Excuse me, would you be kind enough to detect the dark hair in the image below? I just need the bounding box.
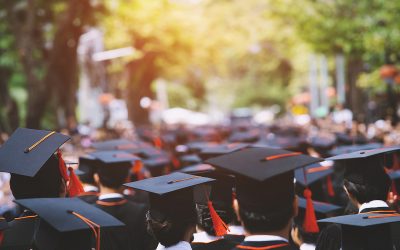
[237,172,295,233]
[77,160,97,185]
[292,220,318,244]
[10,155,63,199]
[343,178,389,204]
[196,201,234,236]
[97,163,130,189]
[146,208,197,247]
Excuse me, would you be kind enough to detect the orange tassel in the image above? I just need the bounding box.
[303,188,319,233]
[68,167,84,197]
[153,137,162,149]
[132,161,144,181]
[57,149,69,182]
[207,201,229,236]
[326,175,335,197]
[172,156,180,169]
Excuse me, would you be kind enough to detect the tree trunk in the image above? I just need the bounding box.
[0,67,19,133]
[125,52,159,126]
[346,56,365,121]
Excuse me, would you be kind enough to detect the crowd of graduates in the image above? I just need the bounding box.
[0,114,400,250]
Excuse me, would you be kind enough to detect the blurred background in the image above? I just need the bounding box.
[0,0,400,133]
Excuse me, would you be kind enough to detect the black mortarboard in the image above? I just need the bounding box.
[124,173,214,220]
[15,198,124,232]
[327,146,400,161]
[0,216,8,230]
[228,131,259,143]
[185,142,219,153]
[328,143,383,156]
[206,147,322,182]
[0,128,70,177]
[319,213,400,250]
[179,164,216,175]
[77,154,99,184]
[199,143,249,160]
[179,154,202,165]
[90,150,140,164]
[295,162,334,186]
[91,139,135,150]
[298,198,341,216]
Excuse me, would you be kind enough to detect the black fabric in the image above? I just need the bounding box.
[95,198,157,250]
[0,214,39,250]
[231,240,296,250]
[191,238,238,250]
[77,192,99,204]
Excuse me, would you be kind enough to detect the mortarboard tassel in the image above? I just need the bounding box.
[326,175,335,197]
[68,211,101,250]
[207,201,229,237]
[57,149,70,182]
[303,188,319,233]
[68,167,84,197]
[153,137,163,149]
[132,160,144,181]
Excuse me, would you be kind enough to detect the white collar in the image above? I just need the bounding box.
[228,225,245,235]
[244,235,288,243]
[98,193,124,200]
[83,185,99,193]
[300,243,316,250]
[156,241,192,250]
[192,231,222,243]
[359,200,388,213]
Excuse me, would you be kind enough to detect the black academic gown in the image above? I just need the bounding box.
[95,196,157,250]
[0,212,38,250]
[231,240,295,250]
[77,191,99,204]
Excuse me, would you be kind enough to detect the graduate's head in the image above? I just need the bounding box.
[235,171,298,233]
[124,172,214,247]
[91,151,137,190]
[205,147,322,235]
[343,156,390,204]
[10,154,64,199]
[77,156,98,186]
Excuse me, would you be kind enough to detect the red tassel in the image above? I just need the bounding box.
[207,201,229,236]
[153,137,162,149]
[68,167,84,197]
[303,188,319,233]
[0,231,3,246]
[57,149,69,182]
[132,161,144,181]
[326,175,335,197]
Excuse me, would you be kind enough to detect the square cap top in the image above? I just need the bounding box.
[328,143,383,156]
[15,198,124,232]
[180,154,202,164]
[298,197,341,215]
[90,150,140,164]
[199,143,249,156]
[91,139,136,151]
[206,147,322,182]
[124,172,214,195]
[0,128,70,177]
[318,213,400,227]
[295,161,334,186]
[326,146,400,161]
[142,157,171,169]
[179,164,215,175]
[0,216,8,230]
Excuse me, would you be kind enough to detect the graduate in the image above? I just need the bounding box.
[206,147,322,250]
[316,146,400,249]
[90,150,157,250]
[76,154,99,204]
[124,172,215,250]
[0,128,84,249]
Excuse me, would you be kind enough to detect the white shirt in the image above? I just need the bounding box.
[156,241,192,250]
[98,193,124,200]
[358,200,388,213]
[228,225,245,235]
[244,235,288,243]
[300,243,316,250]
[83,185,99,193]
[192,231,221,243]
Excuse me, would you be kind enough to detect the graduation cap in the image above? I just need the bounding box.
[228,130,259,143]
[206,147,323,233]
[328,143,383,156]
[179,154,202,166]
[298,198,341,217]
[15,198,124,250]
[185,142,219,154]
[0,128,83,198]
[91,139,136,151]
[0,128,70,177]
[327,146,400,162]
[90,150,140,164]
[199,143,249,160]
[124,173,214,221]
[179,164,215,175]
[295,161,335,197]
[77,154,99,185]
[319,213,400,250]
